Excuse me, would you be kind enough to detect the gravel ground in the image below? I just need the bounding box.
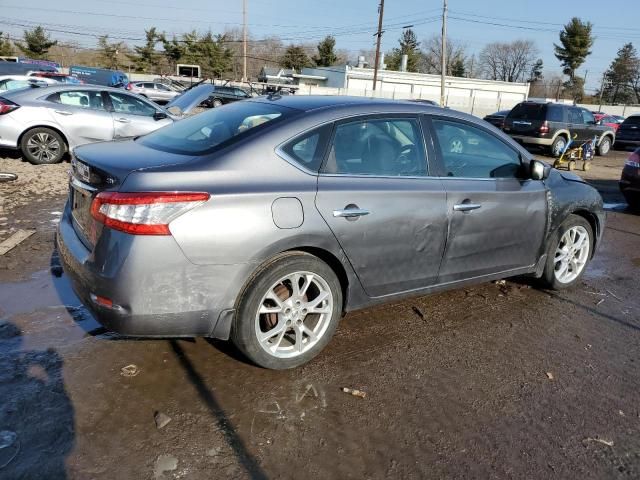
[0,148,638,479]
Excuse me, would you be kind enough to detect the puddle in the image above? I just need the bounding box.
[0,269,102,352]
[603,203,628,211]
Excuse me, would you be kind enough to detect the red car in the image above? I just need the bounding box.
[593,112,624,132]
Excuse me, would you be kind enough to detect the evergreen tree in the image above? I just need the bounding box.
[528,59,544,82]
[451,57,465,77]
[386,29,421,72]
[280,45,311,71]
[602,43,639,104]
[18,26,57,59]
[128,27,160,72]
[554,18,593,100]
[312,36,338,67]
[196,32,233,78]
[97,35,124,70]
[159,33,185,72]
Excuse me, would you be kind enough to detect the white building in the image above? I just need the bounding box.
[295,65,531,117]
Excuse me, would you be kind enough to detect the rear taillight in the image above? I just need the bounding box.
[0,97,19,115]
[126,83,133,90]
[625,152,640,168]
[539,121,549,134]
[90,192,209,235]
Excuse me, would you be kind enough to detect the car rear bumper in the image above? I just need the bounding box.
[56,200,246,339]
[615,139,640,148]
[509,135,553,146]
[0,114,23,149]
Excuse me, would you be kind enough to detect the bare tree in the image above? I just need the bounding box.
[479,40,538,83]
[420,35,467,75]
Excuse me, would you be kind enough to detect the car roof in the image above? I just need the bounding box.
[247,94,441,113]
[1,83,129,99]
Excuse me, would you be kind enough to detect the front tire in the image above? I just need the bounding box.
[21,128,66,165]
[212,98,223,108]
[232,252,343,369]
[540,214,593,290]
[597,136,611,156]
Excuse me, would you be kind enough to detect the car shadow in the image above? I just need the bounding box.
[169,340,268,480]
[0,321,75,478]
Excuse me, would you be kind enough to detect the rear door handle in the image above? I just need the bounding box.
[453,203,482,212]
[333,208,370,218]
[115,117,131,123]
[54,110,73,116]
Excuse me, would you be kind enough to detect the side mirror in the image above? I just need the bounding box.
[153,111,168,121]
[530,159,550,180]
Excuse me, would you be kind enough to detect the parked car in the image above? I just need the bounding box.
[592,112,623,132]
[57,96,605,369]
[483,109,511,129]
[203,85,252,107]
[69,66,129,88]
[503,102,615,157]
[620,148,640,210]
[613,114,640,150]
[29,72,83,85]
[0,75,57,92]
[0,85,177,164]
[127,82,181,103]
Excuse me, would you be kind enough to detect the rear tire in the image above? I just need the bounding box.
[596,137,611,156]
[231,252,343,369]
[540,214,593,290]
[550,136,567,158]
[20,127,66,165]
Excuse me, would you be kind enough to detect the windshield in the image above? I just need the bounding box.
[139,101,297,155]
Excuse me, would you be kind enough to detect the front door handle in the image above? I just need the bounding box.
[453,203,482,212]
[54,110,73,116]
[115,117,131,123]
[333,208,370,218]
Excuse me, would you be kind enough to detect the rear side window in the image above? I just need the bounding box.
[281,125,332,172]
[547,105,564,122]
[322,117,427,176]
[508,103,546,120]
[47,90,106,110]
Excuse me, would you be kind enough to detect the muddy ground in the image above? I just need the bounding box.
[0,150,638,479]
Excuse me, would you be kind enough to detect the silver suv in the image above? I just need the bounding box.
[127,82,180,103]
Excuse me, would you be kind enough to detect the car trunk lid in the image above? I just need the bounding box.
[69,139,197,248]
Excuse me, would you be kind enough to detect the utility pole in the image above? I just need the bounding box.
[242,0,247,82]
[372,0,384,92]
[598,72,607,112]
[440,0,448,106]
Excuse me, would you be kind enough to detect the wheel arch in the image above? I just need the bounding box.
[569,208,600,256]
[552,130,570,142]
[597,132,614,146]
[18,125,70,153]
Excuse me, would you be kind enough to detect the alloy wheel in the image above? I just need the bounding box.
[553,139,566,156]
[26,132,61,163]
[254,271,333,359]
[553,226,590,284]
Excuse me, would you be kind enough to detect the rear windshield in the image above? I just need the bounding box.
[507,103,547,121]
[139,101,297,155]
[623,116,640,125]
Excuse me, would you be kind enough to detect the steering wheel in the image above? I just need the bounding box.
[395,144,419,173]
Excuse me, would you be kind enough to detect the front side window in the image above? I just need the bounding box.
[139,101,293,155]
[0,79,30,91]
[432,119,521,179]
[47,90,106,110]
[322,117,427,176]
[581,109,595,124]
[568,108,584,124]
[108,92,156,117]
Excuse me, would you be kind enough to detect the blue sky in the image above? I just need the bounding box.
[1,0,638,92]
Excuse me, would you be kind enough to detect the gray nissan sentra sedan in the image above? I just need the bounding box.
[57,95,605,369]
